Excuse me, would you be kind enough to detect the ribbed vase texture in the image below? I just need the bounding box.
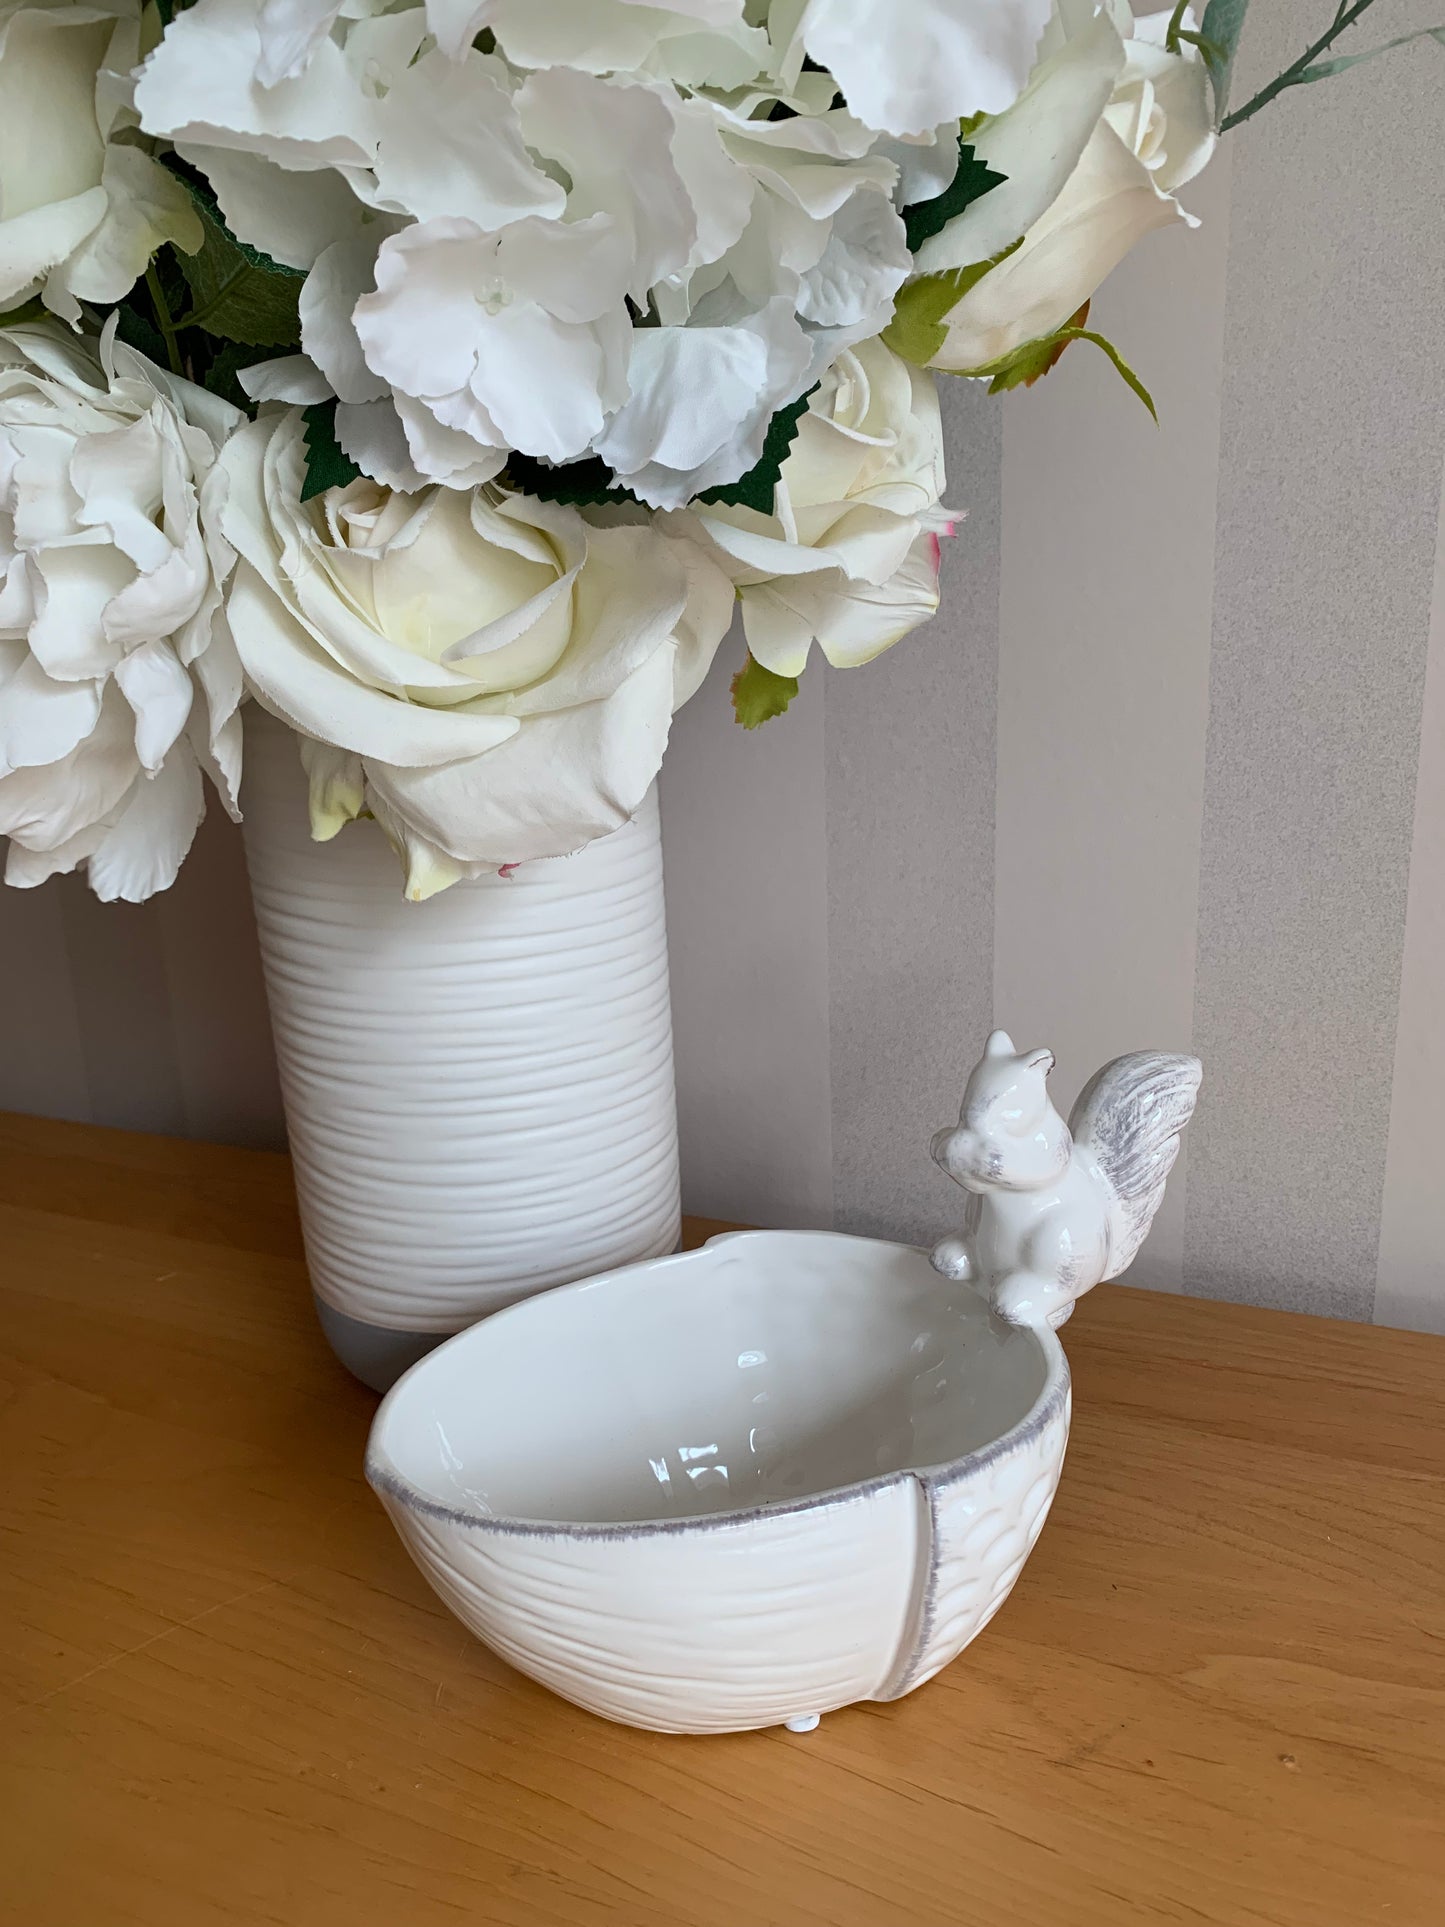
[240,712,680,1333]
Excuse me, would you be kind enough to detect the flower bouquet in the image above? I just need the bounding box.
[0,0,1426,1377]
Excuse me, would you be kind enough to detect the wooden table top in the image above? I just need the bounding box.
[2,1111,1442,1927]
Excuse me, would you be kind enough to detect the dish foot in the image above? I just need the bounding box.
[784,1713,821,1734]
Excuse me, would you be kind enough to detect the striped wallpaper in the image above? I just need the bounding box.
[3,11,1443,1332]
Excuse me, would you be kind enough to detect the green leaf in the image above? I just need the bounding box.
[901,135,1006,253]
[505,452,638,507]
[196,340,275,413]
[1199,0,1251,119]
[112,298,170,367]
[301,401,363,502]
[881,241,1021,367]
[969,324,1157,421]
[698,386,816,512]
[0,296,45,328]
[730,653,799,729]
[1297,23,1445,81]
[167,167,303,348]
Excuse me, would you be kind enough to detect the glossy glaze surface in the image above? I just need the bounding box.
[367,1232,1069,1733]
[373,1233,1051,1528]
[932,1030,1202,1328]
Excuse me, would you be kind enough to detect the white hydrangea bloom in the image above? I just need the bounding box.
[796,0,1052,134]
[0,322,242,900]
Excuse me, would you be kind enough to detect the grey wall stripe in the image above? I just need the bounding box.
[825,378,1000,1245]
[1183,26,1445,1318]
[1374,449,1445,1334]
[661,625,834,1229]
[57,881,189,1137]
[0,880,89,1122]
[155,808,283,1149]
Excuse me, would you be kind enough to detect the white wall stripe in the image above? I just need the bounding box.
[826,378,1000,1247]
[993,155,1232,1291]
[1374,445,1445,1334]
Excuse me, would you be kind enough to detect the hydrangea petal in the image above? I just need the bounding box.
[300,235,390,405]
[371,51,565,231]
[179,142,368,270]
[489,0,768,89]
[334,399,433,493]
[797,187,910,330]
[425,0,497,62]
[256,0,346,87]
[595,326,771,474]
[601,294,811,508]
[515,69,696,295]
[134,0,377,169]
[239,355,333,405]
[802,0,1051,133]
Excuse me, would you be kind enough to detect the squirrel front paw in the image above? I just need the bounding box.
[992,1272,1075,1328]
[931,1235,977,1282]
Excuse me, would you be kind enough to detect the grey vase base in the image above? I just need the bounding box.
[312,1295,452,1394]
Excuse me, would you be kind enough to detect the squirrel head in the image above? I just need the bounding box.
[931,1030,1070,1193]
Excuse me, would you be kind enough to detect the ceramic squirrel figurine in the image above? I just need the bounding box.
[930,1030,1202,1329]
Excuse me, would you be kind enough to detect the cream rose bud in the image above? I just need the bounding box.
[217,412,734,900]
[916,0,1216,374]
[0,0,201,320]
[0,321,243,901]
[669,338,954,678]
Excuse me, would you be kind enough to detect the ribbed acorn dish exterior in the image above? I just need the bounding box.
[366,1233,1072,1736]
[241,711,680,1339]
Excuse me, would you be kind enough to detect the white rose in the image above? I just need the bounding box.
[0,321,242,900]
[216,412,734,899]
[671,336,952,676]
[908,0,1215,372]
[0,0,201,321]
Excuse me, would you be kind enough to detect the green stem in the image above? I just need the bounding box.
[145,262,184,378]
[1221,0,1381,128]
[170,263,248,337]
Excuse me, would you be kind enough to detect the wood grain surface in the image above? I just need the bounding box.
[1,1111,1442,1927]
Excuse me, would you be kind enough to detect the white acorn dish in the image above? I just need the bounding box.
[366,1229,1072,1736]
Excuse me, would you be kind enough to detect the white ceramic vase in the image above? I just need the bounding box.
[240,711,681,1390]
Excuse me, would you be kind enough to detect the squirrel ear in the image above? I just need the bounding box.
[985,1028,1015,1058]
[1024,1047,1055,1076]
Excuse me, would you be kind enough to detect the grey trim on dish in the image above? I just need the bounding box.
[364,1352,1072,1545]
